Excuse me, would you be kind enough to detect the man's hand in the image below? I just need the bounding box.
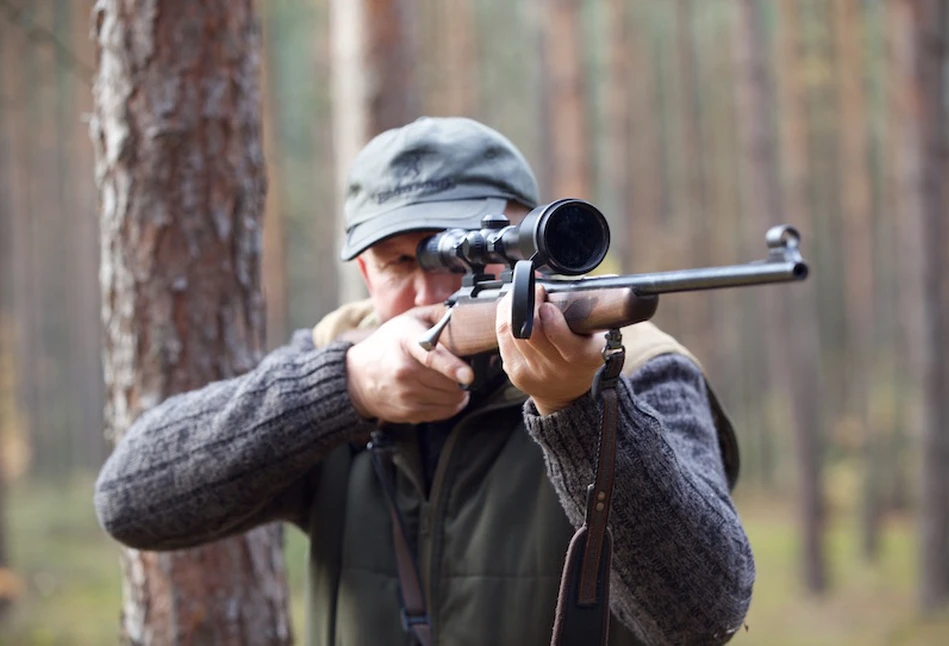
[496,286,604,415]
[346,310,474,424]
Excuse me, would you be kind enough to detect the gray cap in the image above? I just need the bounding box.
[340,117,540,260]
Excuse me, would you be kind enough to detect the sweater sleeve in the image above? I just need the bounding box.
[93,332,376,551]
[524,353,754,645]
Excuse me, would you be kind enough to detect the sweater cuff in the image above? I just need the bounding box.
[523,387,633,460]
[523,392,605,507]
[297,340,378,447]
[522,381,662,508]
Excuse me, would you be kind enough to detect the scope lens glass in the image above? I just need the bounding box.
[544,204,608,274]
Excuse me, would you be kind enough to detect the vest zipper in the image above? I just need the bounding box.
[419,423,464,631]
[419,386,529,640]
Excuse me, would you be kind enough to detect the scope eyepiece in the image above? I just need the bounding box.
[417,198,610,276]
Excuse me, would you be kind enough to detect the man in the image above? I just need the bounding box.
[94,117,754,645]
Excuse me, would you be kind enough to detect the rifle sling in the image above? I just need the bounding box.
[551,329,625,646]
[369,432,433,646]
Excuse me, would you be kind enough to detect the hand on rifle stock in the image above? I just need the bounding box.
[497,285,605,416]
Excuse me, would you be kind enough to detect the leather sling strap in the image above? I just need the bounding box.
[551,329,626,646]
[307,445,353,646]
[368,431,434,646]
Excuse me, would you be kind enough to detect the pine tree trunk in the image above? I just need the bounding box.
[330,0,421,304]
[259,25,289,351]
[365,0,422,132]
[543,0,591,199]
[890,0,949,613]
[27,0,62,476]
[833,0,881,562]
[674,0,712,360]
[1,2,38,479]
[70,0,108,469]
[430,0,479,116]
[0,13,15,619]
[700,6,747,467]
[739,0,827,593]
[779,0,829,594]
[733,0,780,492]
[90,1,292,643]
[734,0,787,491]
[330,0,371,305]
[603,0,632,262]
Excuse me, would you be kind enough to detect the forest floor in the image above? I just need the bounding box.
[1,475,948,645]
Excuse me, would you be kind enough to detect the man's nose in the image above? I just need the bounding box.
[414,272,456,306]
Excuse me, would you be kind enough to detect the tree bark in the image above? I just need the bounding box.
[864,3,917,515]
[696,4,747,467]
[330,0,422,304]
[430,0,479,117]
[70,0,108,470]
[542,0,591,199]
[889,0,949,613]
[0,12,14,622]
[733,0,782,492]
[365,0,422,132]
[90,1,292,643]
[1,0,38,480]
[833,0,881,562]
[741,0,828,593]
[674,0,712,360]
[259,21,289,351]
[603,0,631,255]
[27,0,64,476]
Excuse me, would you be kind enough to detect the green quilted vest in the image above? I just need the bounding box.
[304,299,738,645]
[303,380,646,646]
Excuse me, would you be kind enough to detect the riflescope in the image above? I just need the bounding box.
[417,198,611,276]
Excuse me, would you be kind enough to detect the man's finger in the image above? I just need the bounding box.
[408,303,449,327]
[514,284,558,357]
[495,291,513,337]
[411,367,472,395]
[404,386,470,410]
[536,302,574,357]
[539,302,603,366]
[407,339,474,386]
[402,394,471,424]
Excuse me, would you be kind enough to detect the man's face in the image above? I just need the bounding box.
[356,231,463,322]
[355,203,531,322]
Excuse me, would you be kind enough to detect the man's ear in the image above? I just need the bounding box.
[355,256,374,295]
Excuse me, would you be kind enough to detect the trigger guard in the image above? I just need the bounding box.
[512,260,535,339]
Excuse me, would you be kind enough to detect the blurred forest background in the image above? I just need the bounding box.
[1,0,948,644]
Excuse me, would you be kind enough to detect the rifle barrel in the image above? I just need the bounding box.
[540,259,808,296]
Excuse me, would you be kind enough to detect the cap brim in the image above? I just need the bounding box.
[339,197,508,261]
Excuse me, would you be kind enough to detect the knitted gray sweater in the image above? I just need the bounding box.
[94,330,754,645]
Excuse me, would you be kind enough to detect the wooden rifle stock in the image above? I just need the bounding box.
[420,288,659,357]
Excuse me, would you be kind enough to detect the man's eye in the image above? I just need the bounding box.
[381,255,417,272]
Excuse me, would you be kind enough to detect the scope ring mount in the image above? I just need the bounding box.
[512,260,536,339]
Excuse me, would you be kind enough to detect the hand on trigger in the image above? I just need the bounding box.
[346,310,474,424]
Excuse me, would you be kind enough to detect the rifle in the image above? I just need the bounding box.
[414,198,808,356]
